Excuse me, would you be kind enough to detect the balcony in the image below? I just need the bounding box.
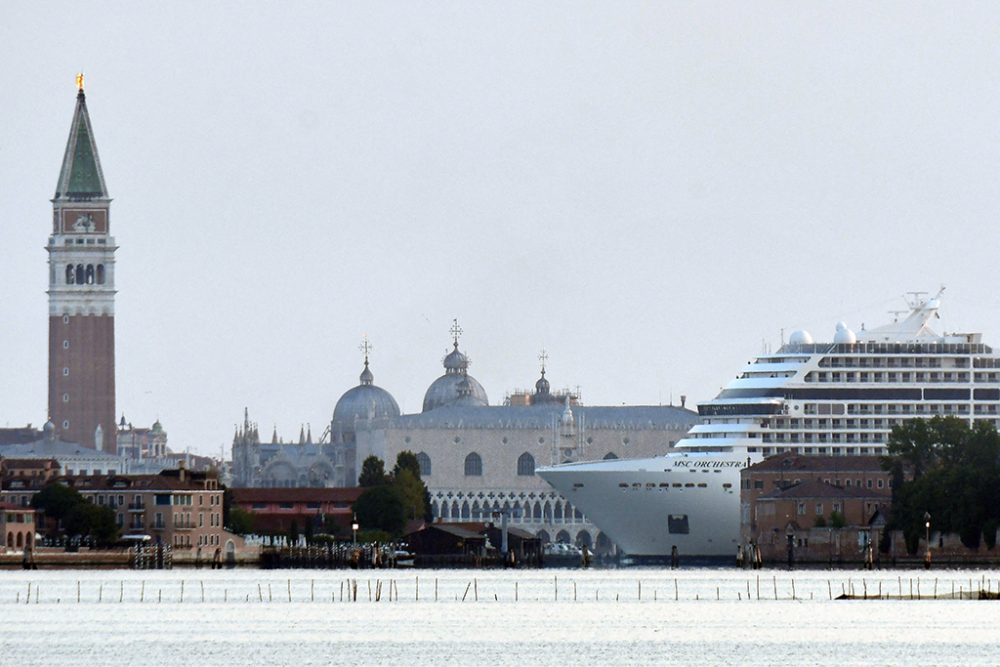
[127,502,145,512]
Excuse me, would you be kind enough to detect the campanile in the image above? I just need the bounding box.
[47,75,117,452]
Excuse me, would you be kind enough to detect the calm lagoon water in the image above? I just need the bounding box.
[2,568,998,666]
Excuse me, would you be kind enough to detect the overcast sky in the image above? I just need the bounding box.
[3,2,1000,456]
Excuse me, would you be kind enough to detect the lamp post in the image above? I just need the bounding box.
[923,511,931,570]
[352,513,359,548]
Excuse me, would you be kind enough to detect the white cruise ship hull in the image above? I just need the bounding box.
[538,451,760,558]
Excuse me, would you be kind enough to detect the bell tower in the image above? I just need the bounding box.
[47,74,117,452]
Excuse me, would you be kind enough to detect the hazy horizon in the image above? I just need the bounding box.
[4,3,1000,456]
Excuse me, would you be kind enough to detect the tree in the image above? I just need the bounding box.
[883,417,1000,550]
[64,503,118,547]
[288,519,300,546]
[31,483,84,523]
[226,507,255,536]
[393,451,421,479]
[353,484,406,536]
[359,456,388,487]
[393,451,432,522]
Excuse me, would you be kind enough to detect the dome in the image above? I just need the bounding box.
[535,370,550,396]
[788,329,814,345]
[423,373,489,412]
[333,362,400,424]
[443,344,469,372]
[833,322,857,345]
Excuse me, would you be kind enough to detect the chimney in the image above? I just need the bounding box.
[178,458,187,482]
[680,395,687,408]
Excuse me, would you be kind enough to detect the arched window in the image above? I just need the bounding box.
[555,530,571,544]
[603,452,619,460]
[65,265,75,285]
[461,501,471,519]
[85,264,95,285]
[75,264,84,284]
[464,452,482,476]
[416,452,431,477]
[96,264,105,285]
[532,502,542,521]
[554,502,563,522]
[451,501,459,518]
[517,452,535,476]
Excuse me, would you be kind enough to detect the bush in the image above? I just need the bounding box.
[829,511,846,529]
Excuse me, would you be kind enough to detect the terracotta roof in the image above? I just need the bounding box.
[230,487,363,503]
[747,454,886,474]
[1,458,60,469]
[759,479,889,501]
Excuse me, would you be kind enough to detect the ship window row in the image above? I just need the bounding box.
[763,433,885,445]
[617,482,711,490]
[768,410,974,430]
[818,356,965,369]
[805,371,970,383]
[755,446,884,456]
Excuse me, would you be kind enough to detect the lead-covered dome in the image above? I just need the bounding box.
[333,361,401,424]
[422,342,489,412]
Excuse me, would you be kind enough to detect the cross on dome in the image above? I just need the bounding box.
[538,348,549,374]
[359,335,373,364]
[450,319,463,348]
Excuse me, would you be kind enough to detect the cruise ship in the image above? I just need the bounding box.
[538,289,1000,558]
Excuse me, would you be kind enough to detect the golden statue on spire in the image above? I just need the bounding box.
[75,72,85,91]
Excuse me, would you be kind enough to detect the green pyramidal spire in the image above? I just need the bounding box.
[54,82,108,200]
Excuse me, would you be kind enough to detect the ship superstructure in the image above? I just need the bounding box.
[539,290,1000,557]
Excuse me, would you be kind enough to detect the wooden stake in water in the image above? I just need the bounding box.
[201,580,205,603]
[638,580,642,601]
[416,576,419,602]
[772,576,777,600]
[311,579,315,603]
[258,583,263,602]
[180,580,185,603]
[515,581,518,602]
[474,578,478,602]
[120,580,124,603]
[674,578,678,601]
[435,578,438,602]
[288,579,292,603]
[554,576,558,601]
[78,581,81,604]
[140,580,144,603]
[98,583,102,604]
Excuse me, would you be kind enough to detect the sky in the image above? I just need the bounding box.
[3,2,1000,457]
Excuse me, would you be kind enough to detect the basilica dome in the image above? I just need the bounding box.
[333,361,401,424]
[422,342,489,412]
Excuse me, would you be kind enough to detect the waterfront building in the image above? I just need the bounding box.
[229,487,362,535]
[0,504,36,552]
[47,76,117,451]
[1,465,244,559]
[0,458,61,484]
[740,453,891,563]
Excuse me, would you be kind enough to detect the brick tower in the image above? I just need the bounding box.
[47,75,117,452]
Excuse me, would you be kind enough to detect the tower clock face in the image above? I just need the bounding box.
[61,208,107,234]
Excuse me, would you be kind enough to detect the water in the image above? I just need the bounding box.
[1,568,997,665]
